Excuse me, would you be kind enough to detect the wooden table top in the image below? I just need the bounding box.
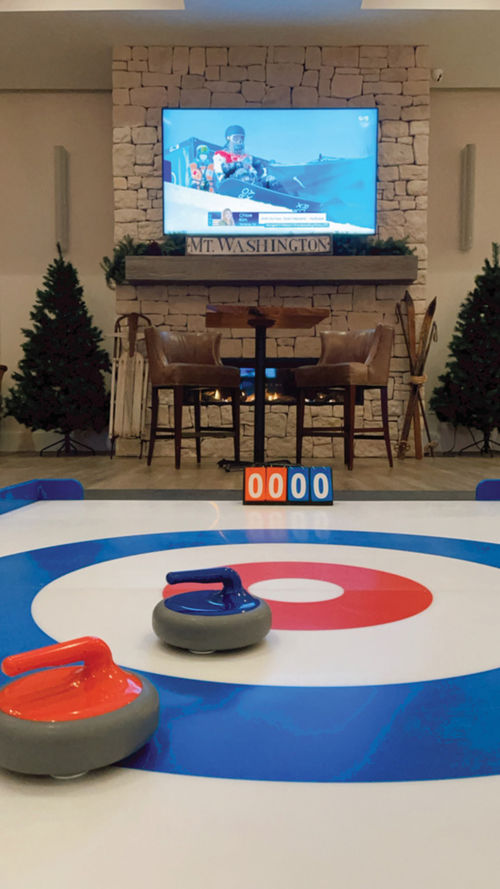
[206,304,329,330]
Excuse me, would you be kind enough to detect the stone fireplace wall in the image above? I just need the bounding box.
[112,44,429,460]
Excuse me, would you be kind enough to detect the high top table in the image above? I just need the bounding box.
[206,304,329,464]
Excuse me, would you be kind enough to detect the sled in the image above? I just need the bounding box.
[109,313,151,457]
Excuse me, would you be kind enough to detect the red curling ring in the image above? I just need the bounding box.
[163,560,433,630]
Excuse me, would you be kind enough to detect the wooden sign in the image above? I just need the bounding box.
[186,235,332,256]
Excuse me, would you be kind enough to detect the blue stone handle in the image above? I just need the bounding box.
[166,567,256,608]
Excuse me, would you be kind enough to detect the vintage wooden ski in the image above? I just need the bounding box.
[415,296,437,374]
[405,291,422,458]
[396,292,418,458]
[398,297,437,457]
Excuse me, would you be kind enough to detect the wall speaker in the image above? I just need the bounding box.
[459,143,476,252]
[54,145,69,254]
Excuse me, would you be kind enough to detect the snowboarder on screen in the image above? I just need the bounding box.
[213,125,282,192]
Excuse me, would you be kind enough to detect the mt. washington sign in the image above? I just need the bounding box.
[186,236,332,256]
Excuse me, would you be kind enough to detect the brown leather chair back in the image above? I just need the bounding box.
[319,328,375,365]
[319,324,394,386]
[144,328,220,382]
[144,328,239,388]
[161,331,222,365]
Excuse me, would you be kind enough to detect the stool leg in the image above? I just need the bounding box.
[232,388,240,462]
[380,387,393,468]
[194,391,201,464]
[344,386,356,470]
[296,389,305,463]
[147,387,159,466]
[173,386,183,470]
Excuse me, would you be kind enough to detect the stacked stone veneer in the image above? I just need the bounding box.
[112,44,429,461]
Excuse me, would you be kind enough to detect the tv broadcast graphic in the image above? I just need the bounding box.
[161,108,378,237]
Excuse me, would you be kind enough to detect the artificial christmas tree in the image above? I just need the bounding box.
[5,246,111,455]
[430,243,500,454]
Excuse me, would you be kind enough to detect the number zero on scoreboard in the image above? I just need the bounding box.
[244,466,333,505]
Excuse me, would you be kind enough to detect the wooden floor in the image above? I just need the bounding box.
[0,452,499,493]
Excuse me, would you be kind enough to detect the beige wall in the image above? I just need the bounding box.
[0,86,499,453]
[0,91,115,450]
[427,89,500,449]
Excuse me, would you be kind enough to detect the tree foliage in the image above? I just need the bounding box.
[5,247,111,435]
[430,243,500,451]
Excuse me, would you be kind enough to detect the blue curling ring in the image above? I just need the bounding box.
[1,527,500,783]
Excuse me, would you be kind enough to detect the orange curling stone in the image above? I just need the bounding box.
[0,636,159,777]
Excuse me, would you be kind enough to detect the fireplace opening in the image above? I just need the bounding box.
[195,367,297,406]
[184,357,352,406]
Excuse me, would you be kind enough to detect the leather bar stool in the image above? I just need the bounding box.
[144,328,240,469]
[294,324,394,470]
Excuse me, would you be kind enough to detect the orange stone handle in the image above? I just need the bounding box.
[2,636,113,678]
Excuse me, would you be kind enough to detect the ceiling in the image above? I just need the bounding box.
[0,0,499,90]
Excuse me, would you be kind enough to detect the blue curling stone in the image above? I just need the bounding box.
[152,567,272,653]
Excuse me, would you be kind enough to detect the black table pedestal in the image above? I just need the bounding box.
[250,318,274,465]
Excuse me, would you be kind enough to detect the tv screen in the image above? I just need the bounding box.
[161,107,378,237]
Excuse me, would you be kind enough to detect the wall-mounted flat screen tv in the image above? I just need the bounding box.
[161,107,378,237]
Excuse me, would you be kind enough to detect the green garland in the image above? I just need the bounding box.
[101,233,414,288]
[101,235,186,289]
[331,235,415,256]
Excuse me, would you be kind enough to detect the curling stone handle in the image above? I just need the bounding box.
[2,636,114,678]
[166,567,243,597]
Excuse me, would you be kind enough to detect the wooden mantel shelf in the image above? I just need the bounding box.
[125,254,418,285]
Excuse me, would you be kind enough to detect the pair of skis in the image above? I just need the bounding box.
[396,292,438,459]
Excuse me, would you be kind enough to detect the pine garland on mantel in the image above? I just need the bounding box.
[101,234,414,289]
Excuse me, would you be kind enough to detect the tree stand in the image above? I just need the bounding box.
[456,430,500,456]
[40,433,95,457]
